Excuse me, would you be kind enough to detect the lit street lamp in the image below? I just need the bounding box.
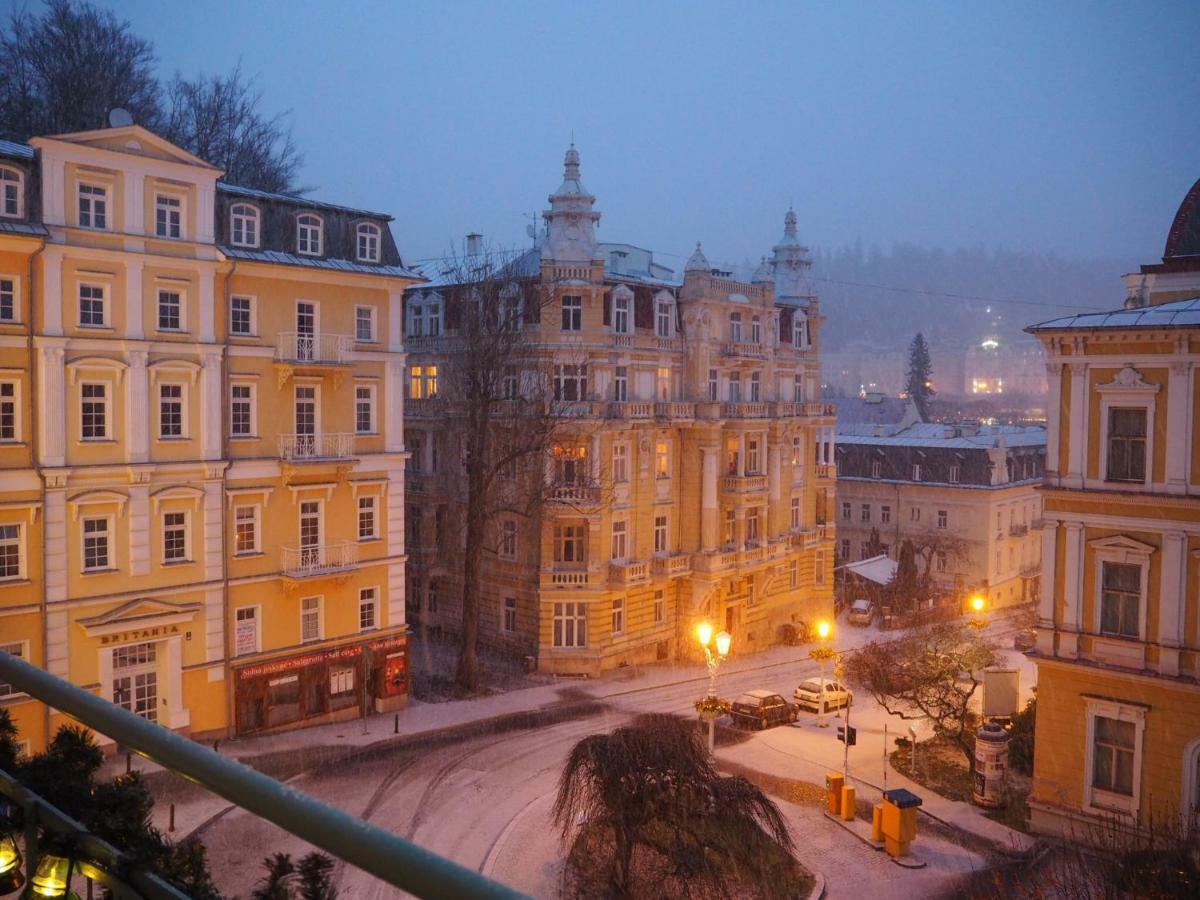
[695,622,731,756]
[968,593,988,630]
[809,619,836,728]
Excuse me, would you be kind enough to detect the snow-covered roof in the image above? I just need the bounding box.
[222,245,421,279]
[0,220,48,237]
[839,554,897,586]
[218,182,393,221]
[409,247,541,290]
[1028,297,1200,332]
[836,421,1046,450]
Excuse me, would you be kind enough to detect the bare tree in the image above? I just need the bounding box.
[0,0,161,140]
[161,63,305,193]
[844,622,996,769]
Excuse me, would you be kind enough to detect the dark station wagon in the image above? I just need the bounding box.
[729,690,799,730]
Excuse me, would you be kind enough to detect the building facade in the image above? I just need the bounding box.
[0,124,416,751]
[403,148,836,674]
[834,419,1045,609]
[1027,179,1200,838]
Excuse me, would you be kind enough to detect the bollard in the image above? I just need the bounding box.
[169,803,175,832]
[840,785,856,821]
[394,713,400,734]
[825,772,844,816]
[126,752,131,774]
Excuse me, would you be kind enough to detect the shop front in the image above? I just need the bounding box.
[234,633,408,735]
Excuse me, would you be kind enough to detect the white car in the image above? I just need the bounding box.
[793,678,853,713]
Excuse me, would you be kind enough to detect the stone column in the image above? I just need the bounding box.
[1066,363,1088,487]
[196,184,216,244]
[1059,522,1084,658]
[1158,531,1187,676]
[734,509,746,550]
[43,488,68,604]
[202,481,223,582]
[165,636,189,728]
[1044,362,1063,481]
[200,349,223,461]
[38,344,67,467]
[1166,362,1192,494]
[126,350,149,463]
[701,447,718,551]
[387,461,406,628]
[125,258,144,340]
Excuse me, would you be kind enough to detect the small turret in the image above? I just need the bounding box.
[685,242,711,273]
[542,144,600,263]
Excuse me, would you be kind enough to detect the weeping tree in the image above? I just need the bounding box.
[555,715,796,898]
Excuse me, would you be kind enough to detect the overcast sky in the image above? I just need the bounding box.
[74,1,1200,269]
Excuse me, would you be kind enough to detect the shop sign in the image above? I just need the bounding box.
[238,644,364,680]
[99,624,180,645]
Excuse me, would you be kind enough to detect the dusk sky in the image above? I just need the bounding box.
[74,1,1200,269]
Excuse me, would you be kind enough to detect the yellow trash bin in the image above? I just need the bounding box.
[826,772,844,816]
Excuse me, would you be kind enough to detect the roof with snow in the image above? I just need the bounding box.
[218,182,392,221]
[838,554,897,586]
[1027,297,1200,332]
[222,245,420,279]
[836,394,921,431]
[836,421,1046,450]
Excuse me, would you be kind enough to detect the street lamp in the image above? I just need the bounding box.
[968,593,987,630]
[810,619,835,728]
[695,622,731,756]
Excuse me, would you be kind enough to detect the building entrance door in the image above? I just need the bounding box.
[112,642,158,722]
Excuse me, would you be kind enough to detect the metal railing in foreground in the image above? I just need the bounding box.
[0,652,527,900]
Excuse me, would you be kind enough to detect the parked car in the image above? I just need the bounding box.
[793,678,853,713]
[847,598,875,626]
[730,690,798,730]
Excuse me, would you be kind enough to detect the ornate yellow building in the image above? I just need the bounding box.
[404,148,836,674]
[1027,178,1200,837]
[0,123,416,751]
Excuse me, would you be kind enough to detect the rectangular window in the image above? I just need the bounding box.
[860,503,871,523]
[654,590,664,625]
[656,300,672,337]
[163,511,187,563]
[1092,716,1135,796]
[157,290,182,331]
[656,440,670,479]
[356,384,376,434]
[78,183,107,229]
[912,463,922,481]
[301,597,322,642]
[553,601,587,647]
[502,366,518,399]
[723,509,736,547]
[230,383,255,437]
[747,438,760,474]
[881,505,891,524]
[0,641,26,696]
[949,464,961,484]
[654,514,668,554]
[555,523,586,563]
[657,366,671,401]
[749,371,761,402]
[358,496,378,540]
[80,383,108,440]
[561,295,582,331]
[499,520,517,559]
[792,436,802,466]
[0,524,21,579]
[159,384,184,438]
[611,519,628,560]
[503,597,517,633]
[355,306,376,342]
[230,296,254,335]
[793,372,804,401]
[155,194,181,238]
[937,509,948,529]
[841,501,851,521]
[359,588,377,630]
[791,496,801,530]
[111,643,157,722]
[82,517,110,571]
[871,460,882,478]
[612,443,629,483]
[936,550,947,573]
[729,312,742,342]
[910,507,921,522]
[1100,561,1141,639]
[746,507,761,542]
[612,597,625,635]
[79,284,106,327]
[612,366,628,402]
[0,381,17,442]
[1107,408,1147,483]
[554,364,587,402]
[613,294,629,334]
[728,371,741,403]
[234,504,259,555]
[815,550,826,586]
[751,315,761,343]
[840,538,851,559]
[235,607,259,656]
[789,560,799,589]
[708,369,718,402]
[0,277,15,322]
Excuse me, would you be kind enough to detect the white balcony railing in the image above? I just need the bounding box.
[546,483,603,504]
[722,474,768,493]
[654,402,696,419]
[653,553,692,578]
[610,559,650,586]
[276,332,353,365]
[282,541,359,578]
[721,402,770,419]
[278,432,356,461]
[609,401,654,419]
[722,341,766,359]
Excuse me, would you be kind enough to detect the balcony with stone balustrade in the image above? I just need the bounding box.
[609,559,650,587]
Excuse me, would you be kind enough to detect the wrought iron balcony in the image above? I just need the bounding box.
[281,541,359,578]
[275,332,353,365]
[278,432,356,461]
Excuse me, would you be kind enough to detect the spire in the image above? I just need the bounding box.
[564,143,581,181]
[684,241,710,273]
[542,143,600,263]
[784,207,798,239]
[771,207,812,305]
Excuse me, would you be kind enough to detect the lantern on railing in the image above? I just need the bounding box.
[22,847,79,900]
[0,832,23,895]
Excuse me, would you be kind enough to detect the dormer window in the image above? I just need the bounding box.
[612,289,630,334]
[655,296,674,338]
[0,167,22,219]
[356,223,381,263]
[296,214,323,256]
[230,204,259,247]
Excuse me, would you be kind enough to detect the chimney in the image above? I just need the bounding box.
[466,233,483,256]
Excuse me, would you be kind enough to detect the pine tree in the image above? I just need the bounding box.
[905,332,935,420]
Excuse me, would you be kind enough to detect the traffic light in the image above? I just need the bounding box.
[836,725,857,747]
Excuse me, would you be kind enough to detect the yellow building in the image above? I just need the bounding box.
[1027,177,1200,837]
[403,148,835,674]
[0,123,417,750]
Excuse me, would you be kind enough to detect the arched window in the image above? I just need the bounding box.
[296,214,323,256]
[229,204,259,247]
[793,312,809,349]
[0,166,22,219]
[356,222,381,263]
[655,292,674,338]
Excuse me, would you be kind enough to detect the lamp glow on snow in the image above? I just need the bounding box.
[22,850,79,900]
[696,621,714,648]
[0,833,23,896]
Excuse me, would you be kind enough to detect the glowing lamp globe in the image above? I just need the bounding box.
[0,834,23,895]
[715,631,732,657]
[696,621,714,647]
[816,620,831,640]
[22,852,79,900]
[971,595,986,614]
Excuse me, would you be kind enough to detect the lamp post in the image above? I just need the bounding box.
[696,622,731,757]
[809,619,835,728]
[968,593,987,631]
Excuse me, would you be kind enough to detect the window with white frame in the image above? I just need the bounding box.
[612,442,629,483]
[0,524,21,579]
[791,496,801,529]
[554,364,587,402]
[355,384,376,434]
[949,464,960,484]
[79,284,106,327]
[612,597,625,635]
[841,501,851,521]
[159,383,184,438]
[230,383,255,436]
[871,460,882,478]
[1106,408,1147,483]
[296,214,323,256]
[0,641,26,696]
[408,299,425,337]
[0,167,22,219]
[1100,561,1141,639]
[655,440,670,479]
[612,290,630,334]
[1085,699,1145,814]
[553,602,587,647]
[936,551,947,573]
[80,383,109,440]
[155,194,182,239]
[554,523,586,564]
[561,295,582,331]
[503,597,517,633]
[751,315,761,343]
[234,504,259,555]
[881,505,891,524]
[840,538,851,559]
[912,463,922,481]
[708,369,718,401]
[82,516,110,571]
[613,366,628,402]
[653,589,664,624]
[0,277,16,322]
[656,297,673,337]
[359,587,378,630]
[163,511,188,563]
[749,371,761,402]
[0,381,17,442]
[234,607,259,656]
[229,295,254,335]
[747,437,761,474]
[358,496,378,541]
[860,503,871,523]
[815,550,826,585]
[355,305,376,342]
[499,519,517,559]
[301,596,323,642]
[728,371,741,403]
[746,507,761,543]
[793,313,808,348]
[937,509,948,529]
[78,183,108,229]
[793,372,804,401]
[910,507,921,522]
[500,286,522,330]
[729,312,742,342]
[230,204,259,247]
[157,289,182,331]
[356,222,381,262]
[654,514,668,554]
[611,519,628,560]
